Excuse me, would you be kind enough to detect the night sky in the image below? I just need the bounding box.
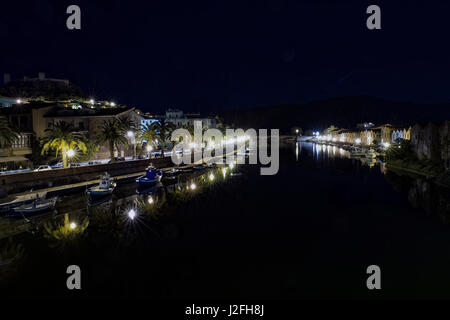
[2,0,450,113]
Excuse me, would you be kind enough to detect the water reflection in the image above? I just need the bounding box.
[308,142,381,170]
[0,238,24,281]
[43,212,89,252]
[385,171,450,223]
[301,142,450,222]
[0,165,236,252]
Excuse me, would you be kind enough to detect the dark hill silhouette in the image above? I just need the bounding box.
[221,96,450,132]
[0,80,86,101]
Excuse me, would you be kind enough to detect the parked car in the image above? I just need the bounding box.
[69,163,82,167]
[34,165,52,172]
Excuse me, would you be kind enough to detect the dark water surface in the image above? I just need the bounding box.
[1,142,450,299]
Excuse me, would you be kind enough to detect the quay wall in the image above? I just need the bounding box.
[0,156,174,195]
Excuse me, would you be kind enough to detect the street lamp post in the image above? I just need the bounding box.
[146,144,153,159]
[66,148,75,167]
[127,131,136,159]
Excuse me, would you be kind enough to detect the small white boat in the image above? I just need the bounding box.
[349,146,366,157]
[87,173,116,196]
[11,196,57,216]
[165,168,181,176]
[0,192,47,213]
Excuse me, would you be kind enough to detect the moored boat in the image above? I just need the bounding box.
[349,146,366,157]
[86,172,116,197]
[10,196,57,216]
[136,165,163,186]
[0,192,48,214]
[164,168,181,179]
[365,149,377,159]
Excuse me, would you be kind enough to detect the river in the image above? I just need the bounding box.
[1,142,450,299]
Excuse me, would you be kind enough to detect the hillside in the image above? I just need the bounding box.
[221,96,450,133]
[0,80,87,101]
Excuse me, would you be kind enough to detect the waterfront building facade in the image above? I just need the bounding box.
[164,109,217,129]
[41,105,144,160]
[322,124,411,147]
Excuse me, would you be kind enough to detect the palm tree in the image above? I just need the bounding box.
[136,123,159,157]
[0,116,19,150]
[137,123,158,146]
[41,122,87,168]
[96,119,129,162]
[117,116,135,133]
[150,119,176,157]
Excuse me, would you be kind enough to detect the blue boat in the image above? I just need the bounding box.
[136,165,163,187]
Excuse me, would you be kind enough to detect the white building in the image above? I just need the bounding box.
[164,109,217,129]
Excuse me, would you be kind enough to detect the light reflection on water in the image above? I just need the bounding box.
[308,142,381,170]
[0,166,235,242]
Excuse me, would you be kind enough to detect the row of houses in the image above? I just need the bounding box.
[320,121,450,170]
[320,123,411,147]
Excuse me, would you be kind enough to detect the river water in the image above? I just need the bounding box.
[1,142,450,299]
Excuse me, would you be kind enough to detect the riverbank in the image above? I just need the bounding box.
[385,159,450,189]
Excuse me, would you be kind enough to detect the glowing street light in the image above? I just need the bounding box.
[148,196,154,204]
[69,222,77,230]
[110,102,116,107]
[66,149,75,158]
[16,99,22,104]
[128,208,136,220]
[190,183,196,190]
[89,99,94,105]
[295,129,299,134]
[127,131,137,158]
[209,173,215,181]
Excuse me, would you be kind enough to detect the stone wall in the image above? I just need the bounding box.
[0,156,173,195]
[411,122,447,165]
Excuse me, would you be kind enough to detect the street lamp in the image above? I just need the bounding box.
[146,144,153,158]
[127,131,136,159]
[16,99,22,104]
[66,149,75,157]
[66,149,75,167]
[128,208,136,220]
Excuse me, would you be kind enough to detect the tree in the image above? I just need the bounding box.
[41,122,87,168]
[137,123,158,148]
[0,116,19,150]
[96,118,130,162]
[77,139,100,162]
[150,119,176,157]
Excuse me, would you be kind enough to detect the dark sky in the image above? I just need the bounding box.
[2,0,450,113]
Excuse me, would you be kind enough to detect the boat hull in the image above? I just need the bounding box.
[10,198,57,216]
[136,175,162,186]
